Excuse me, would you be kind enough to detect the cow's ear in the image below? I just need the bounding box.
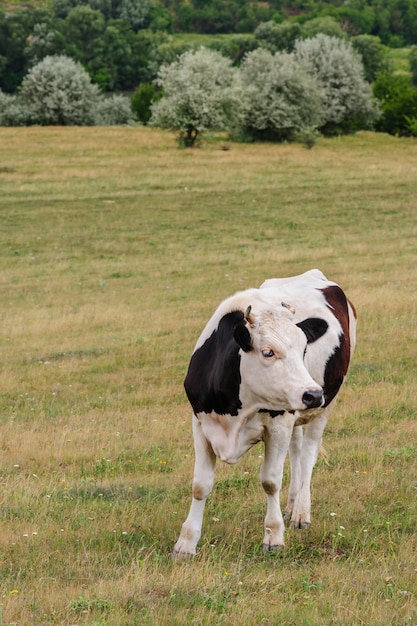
[233,322,253,352]
[296,318,328,344]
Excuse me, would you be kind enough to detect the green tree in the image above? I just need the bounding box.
[0,7,50,92]
[254,20,303,53]
[24,22,67,67]
[294,34,379,135]
[52,0,113,20]
[148,3,173,32]
[60,5,105,66]
[330,5,376,36]
[235,47,324,143]
[351,34,390,82]
[150,47,238,146]
[93,19,139,90]
[302,16,345,39]
[136,30,190,84]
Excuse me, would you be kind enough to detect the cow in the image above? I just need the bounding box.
[173,269,357,558]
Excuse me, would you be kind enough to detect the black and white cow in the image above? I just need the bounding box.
[174,269,357,557]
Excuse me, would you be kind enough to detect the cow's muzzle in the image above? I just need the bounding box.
[302,389,324,409]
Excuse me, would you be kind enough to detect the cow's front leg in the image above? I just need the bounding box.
[288,408,331,529]
[173,415,216,558]
[260,412,296,551]
[284,424,303,522]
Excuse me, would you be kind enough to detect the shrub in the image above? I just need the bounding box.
[93,94,134,125]
[294,34,380,135]
[373,72,417,136]
[409,45,417,86]
[150,47,239,147]
[0,55,136,127]
[118,0,154,31]
[19,54,100,125]
[206,34,257,65]
[131,82,161,124]
[0,90,28,126]
[234,48,324,143]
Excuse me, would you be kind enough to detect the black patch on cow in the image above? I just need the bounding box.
[259,408,285,417]
[321,285,351,407]
[296,317,328,344]
[233,320,252,352]
[259,409,295,418]
[184,310,248,416]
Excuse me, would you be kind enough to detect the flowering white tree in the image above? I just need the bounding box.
[19,55,101,125]
[119,0,154,30]
[235,47,324,143]
[150,47,239,146]
[11,55,133,126]
[294,34,380,135]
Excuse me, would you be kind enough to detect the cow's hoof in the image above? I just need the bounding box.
[262,543,284,553]
[290,520,310,530]
[172,549,195,560]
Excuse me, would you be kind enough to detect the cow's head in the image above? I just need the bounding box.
[233,302,328,412]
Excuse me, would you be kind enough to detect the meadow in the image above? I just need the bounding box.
[0,127,416,625]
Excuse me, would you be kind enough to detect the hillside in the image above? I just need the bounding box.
[2,0,417,44]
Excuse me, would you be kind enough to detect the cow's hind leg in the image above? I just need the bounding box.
[173,415,216,558]
[287,407,331,530]
[261,412,296,551]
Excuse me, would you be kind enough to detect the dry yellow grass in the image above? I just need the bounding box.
[0,127,416,625]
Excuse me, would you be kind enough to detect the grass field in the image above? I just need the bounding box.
[0,127,416,625]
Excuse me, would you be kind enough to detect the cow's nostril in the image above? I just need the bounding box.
[302,389,323,409]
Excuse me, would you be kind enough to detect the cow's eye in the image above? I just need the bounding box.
[262,348,275,358]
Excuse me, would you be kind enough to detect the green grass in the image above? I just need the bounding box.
[0,127,416,625]
[389,46,412,74]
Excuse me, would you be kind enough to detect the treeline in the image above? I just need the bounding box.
[159,0,417,45]
[1,0,417,138]
[2,0,417,94]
